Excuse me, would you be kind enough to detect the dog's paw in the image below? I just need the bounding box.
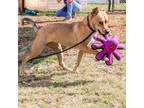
[65,68,73,72]
[73,69,79,73]
[62,66,73,72]
[19,70,30,77]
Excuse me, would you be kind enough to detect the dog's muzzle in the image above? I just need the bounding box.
[98,29,110,37]
[105,29,110,34]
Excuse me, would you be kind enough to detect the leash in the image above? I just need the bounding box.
[29,16,95,62]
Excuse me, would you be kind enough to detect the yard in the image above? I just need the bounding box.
[18,4,126,108]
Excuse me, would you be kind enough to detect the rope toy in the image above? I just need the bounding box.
[91,34,125,65]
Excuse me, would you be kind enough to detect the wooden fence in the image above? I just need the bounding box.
[24,0,87,11]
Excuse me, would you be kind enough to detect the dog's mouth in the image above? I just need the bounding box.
[98,29,105,37]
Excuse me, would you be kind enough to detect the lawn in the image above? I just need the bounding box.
[19,50,126,108]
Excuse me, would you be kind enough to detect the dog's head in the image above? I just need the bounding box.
[89,8,110,35]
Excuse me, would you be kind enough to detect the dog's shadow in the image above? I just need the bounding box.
[18,72,94,88]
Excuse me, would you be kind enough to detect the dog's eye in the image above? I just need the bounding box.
[99,21,103,25]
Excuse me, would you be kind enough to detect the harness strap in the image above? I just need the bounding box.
[87,16,95,32]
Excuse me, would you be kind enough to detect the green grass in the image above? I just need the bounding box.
[48,55,57,61]
[32,55,57,64]
[18,54,57,65]
[37,11,88,16]
[37,11,56,16]
[18,57,22,63]
[48,83,59,89]
[82,3,126,12]
[23,27,30,31]
[32,58,45,64]
[82,3,108,12]
[119,39,126,44]
[77,12,88,16]
[114,3,126,10]
[18,12,27,15]
[20,34,31,39]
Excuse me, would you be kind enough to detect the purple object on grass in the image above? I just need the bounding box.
[91,34,125,65]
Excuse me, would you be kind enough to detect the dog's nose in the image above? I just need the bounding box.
[105,29,110,34]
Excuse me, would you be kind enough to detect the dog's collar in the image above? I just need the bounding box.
[87,16,95,32]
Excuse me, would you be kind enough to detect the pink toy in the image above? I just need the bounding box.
[91,34,125,65]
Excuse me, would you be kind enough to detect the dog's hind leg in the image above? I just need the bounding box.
[73,50,84,72]
[19,35,46,76]
[47,42,73,71]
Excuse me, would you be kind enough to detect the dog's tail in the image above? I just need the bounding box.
[21,17,38,32]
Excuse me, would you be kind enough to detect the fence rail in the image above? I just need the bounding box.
[108,0,126,12]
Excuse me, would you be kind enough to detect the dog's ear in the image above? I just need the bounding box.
[91,7,99,15]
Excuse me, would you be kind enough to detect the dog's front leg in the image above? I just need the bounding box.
[73,50,84,72]
[47,42,73,72]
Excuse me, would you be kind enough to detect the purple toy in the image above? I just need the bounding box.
[91,34,125,65]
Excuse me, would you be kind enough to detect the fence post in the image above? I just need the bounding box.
[22,0,25,12]
[108,0,111,11]
[112,0,115,11]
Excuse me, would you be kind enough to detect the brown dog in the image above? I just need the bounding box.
[19,8,109,76]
